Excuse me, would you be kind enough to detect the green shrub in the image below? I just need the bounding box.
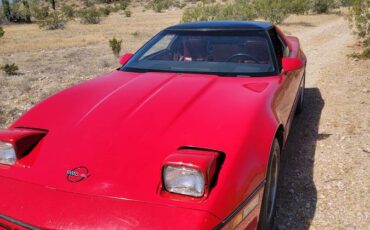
[131,31,139,36]
[9,1,32,23]
[99,7,111,16]
[255,0,289,24]
[348,47,370,59]
[182,3,221,22]
[347,0,369,58]
[217,1,257,21]
[182,0,293,24]
[175,0,187,9]
[31,5,50,21]
[79,7,101,24]
[339,0,353,6]
[97,0,120,3]
[110,5,120,13]
[109,37,122,57]
[115,0,131,11]
[0,9,5,24]
[61,4,75,19]
[124,9,132,17]
[83,0,96,7]
[182,2,257,23]
[286,0,310,14]
[0,27,4,38]
[2,0,11,22]
[38,11,67,30]
[1,63,19,75]
[348,0,370,46]
[311,0,334,14]
[146,0,173,12]
[198,0,216,4]
[362,47,370,58]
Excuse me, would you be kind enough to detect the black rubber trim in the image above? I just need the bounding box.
[0,214,40,230]
[165,27,274,32]
[13,127,49,133]
[213,181,266,230]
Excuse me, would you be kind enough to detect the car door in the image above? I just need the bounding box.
[269,27,303,136]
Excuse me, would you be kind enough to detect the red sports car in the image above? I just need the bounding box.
[0,21,306,230]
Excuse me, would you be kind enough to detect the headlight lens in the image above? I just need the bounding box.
[0,141,16,165]
[163,165,204,197]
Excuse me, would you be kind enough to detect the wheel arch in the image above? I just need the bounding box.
[275,124,285,151]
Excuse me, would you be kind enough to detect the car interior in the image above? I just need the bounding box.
[143,35,272,65]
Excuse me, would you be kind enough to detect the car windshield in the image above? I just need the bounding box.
[121,30,276,76]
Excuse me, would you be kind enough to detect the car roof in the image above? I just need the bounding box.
[165,21,274,31]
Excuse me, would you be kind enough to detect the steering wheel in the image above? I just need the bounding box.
[226,53,260,64]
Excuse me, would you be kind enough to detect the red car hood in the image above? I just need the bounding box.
[3,71,278,214]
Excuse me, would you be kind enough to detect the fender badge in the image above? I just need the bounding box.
[66,166,91,183]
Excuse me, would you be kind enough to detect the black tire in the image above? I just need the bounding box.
[258,139,281,230]
[295,73,305,114]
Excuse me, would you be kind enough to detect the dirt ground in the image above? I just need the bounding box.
[0,9,369,229]
[274,14,370,230]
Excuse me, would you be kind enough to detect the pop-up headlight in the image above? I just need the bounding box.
[0,128,47,165]
[163,165,205,197]
[0,141,16,165]
[162,149,221,198]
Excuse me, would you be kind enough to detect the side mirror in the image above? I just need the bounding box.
[282,57,303,72]
[119,53,134,65]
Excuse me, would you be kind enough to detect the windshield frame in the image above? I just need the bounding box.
[120,29,279,77]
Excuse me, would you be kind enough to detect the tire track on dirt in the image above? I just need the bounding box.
[296,17,354,86]
[275,16,369,229]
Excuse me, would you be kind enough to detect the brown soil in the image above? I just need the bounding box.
[275,14,370,230]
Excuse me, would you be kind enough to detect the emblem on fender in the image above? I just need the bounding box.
[66,166,91,183]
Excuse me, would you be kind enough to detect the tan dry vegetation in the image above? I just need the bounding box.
[0,7,182,54]
[0,7,369,230]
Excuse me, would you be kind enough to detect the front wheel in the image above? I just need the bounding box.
[258,139,281,230]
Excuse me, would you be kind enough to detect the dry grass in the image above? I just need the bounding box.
[0,7,181,54]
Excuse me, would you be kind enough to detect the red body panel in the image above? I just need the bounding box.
[0,176,220,229]
[0,25,306,229]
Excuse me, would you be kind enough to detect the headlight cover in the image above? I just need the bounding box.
[0,128,47,165]
[163,165,205,197]
[0,141,16,165]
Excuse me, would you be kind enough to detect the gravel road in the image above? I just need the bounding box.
[274,16,370,229]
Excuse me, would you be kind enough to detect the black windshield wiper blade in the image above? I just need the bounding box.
[216,73,239,77]
[121,67,150,73]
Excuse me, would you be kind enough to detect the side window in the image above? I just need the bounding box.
[278,35,290,57]
[139,34,175,60]
[268,28,285,71]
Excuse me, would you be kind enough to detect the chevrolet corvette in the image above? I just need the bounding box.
[0,21,306,230]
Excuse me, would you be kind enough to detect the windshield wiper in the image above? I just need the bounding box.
[216,73,237,77]
[121,67,150,73]
[217,73,253,77]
